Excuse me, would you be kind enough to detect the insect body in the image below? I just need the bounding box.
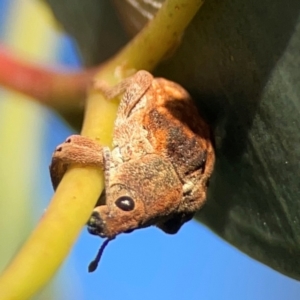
[50,70,214,245]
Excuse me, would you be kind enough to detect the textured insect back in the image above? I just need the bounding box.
[50,70,215,271]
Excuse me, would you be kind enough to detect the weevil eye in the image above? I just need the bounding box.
[115,196,135,211]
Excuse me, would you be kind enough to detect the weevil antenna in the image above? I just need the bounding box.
[88,238,114,272]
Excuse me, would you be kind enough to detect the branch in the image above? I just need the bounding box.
[0,1,204,299]
[0,46,96,114]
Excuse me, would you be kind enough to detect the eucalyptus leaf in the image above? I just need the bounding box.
[45,0,300,280]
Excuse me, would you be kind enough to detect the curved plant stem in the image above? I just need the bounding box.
[0,46,96,113]
[0,0,204,299]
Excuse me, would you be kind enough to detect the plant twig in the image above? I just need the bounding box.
[0,45,96,113]
[0,1,204,299]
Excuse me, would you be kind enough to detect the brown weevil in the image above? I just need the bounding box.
[50,70,215,271]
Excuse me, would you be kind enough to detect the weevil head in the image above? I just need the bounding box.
[87,184,146,238]
[87,154,182,238]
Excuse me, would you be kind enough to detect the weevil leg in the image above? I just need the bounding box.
[94,70,153,118]
[119,70,153,117]
[50,134,108,190]
[102,147,111,197]
[157,212,194,234]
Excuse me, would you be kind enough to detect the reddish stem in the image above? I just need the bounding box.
[0,45,97,112]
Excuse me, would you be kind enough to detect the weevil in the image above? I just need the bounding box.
[50,70,215,271]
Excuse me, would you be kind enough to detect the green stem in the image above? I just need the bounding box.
[0,1,204,299]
